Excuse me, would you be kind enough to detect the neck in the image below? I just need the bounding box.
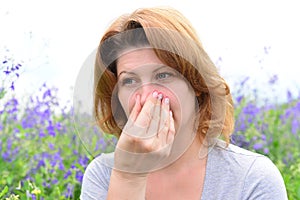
[154,134,207,176]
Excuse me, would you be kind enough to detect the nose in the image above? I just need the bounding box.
[137,83,159,106]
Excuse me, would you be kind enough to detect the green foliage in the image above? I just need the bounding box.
[1,81,299,199]
[233,96,300,199]
[0,84,115,199]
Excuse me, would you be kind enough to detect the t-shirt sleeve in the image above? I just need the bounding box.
[242,156,288,200]
[80,155,111,200]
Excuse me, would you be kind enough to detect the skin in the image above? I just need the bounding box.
[117,48,197,133]
[107,48,206,200]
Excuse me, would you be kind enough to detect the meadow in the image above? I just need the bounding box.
[1,59,300,199]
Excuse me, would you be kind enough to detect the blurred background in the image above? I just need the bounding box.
[1,0,300,199]
[1,0,300,105]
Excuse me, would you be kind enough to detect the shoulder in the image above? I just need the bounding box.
[209,139,267,171]
[84,152,114,174]
[241,152,288,199]
[203,139,287,199]
[80,153,114,200]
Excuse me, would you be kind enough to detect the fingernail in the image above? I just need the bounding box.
[169,110,173,117]
[164,97,169,104]
[158,93,163,100]
[152,91,158,98]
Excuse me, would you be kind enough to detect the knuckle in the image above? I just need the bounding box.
[125,135,141,144]
[163,119,169,127]
[143,142,155,152]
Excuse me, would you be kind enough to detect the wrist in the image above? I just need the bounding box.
[111,169,148,181]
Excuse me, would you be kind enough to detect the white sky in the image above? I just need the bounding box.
[1,0,300,106]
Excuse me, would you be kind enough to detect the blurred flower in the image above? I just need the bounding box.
[75,171,83,182]
[64,183,74,199]
[1,59,23,91]
[10,82,15,90]
[263,147,269,154]
[283,153,294,165]
[51,178,58,185]
[31,188,41,195]
[48,143,55,150]
[3,66,10,75]
[240,77,249,87]
[291,118,299,135]
[253,143,263,150]
[5,194,20,200]
[47,120,56,137]
[235,95,244,104]
[287,90,293,102]
[37,160,45,168]
[268,74,278,85]
[2,151,10,161]
[264,46,271,54]
[63,170,72,179]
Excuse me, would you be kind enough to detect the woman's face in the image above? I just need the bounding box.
[116,48,198,131]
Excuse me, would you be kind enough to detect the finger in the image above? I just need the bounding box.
[134,91,159,129]
[129,94,142,122]
[157,96,170,146]
[146,93,163,136]
[167,110,175,145]
[126,94,142,128]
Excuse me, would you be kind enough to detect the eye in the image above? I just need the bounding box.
[121,78,136,86]
[156,72,173,80]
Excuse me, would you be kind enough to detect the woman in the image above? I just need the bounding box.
[81,7,287,200]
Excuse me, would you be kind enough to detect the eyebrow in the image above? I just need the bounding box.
[117,71,135,78]
[117,65,169,78]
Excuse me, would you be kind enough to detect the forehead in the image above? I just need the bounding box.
[117,48,164,72]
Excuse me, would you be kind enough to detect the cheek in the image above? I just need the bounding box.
[167,87,196,122]
[166,94,178,111]
[118,90,136,117]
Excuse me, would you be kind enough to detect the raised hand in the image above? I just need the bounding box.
[114,91,175,174]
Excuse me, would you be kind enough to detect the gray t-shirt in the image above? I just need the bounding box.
[80,140,288,199]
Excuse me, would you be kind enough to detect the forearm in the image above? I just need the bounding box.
[107,169,147,200]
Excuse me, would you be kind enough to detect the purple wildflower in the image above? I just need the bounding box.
[37,159,45,168]
[75,171,83,182]
[263,148,269,154]
[58,162,65,171]
[39,130,46,138]
[291,118,299,135]
[48,143,55,150]
[235,95,244,104]
[64,183,74,198]
[2,151,10,161]
[3,66,10,75]
[31,194,36,200]
[10,82,15,90]
[268,75,278,85]
[43,89,51,99]
[78,155,89,167]
[64,170,72,179]
[51,178,58,185]
[253,143,263,150]
[47,120,56,137]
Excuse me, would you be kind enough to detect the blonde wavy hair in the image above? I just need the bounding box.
[94,7,234,144]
